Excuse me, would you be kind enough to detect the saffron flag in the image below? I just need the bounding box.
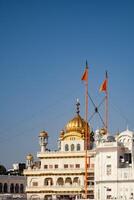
[81,61,88,81]
[99,79,107,92]
[100,71,108,92]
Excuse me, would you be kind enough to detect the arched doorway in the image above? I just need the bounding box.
[0,183,3,193]
[10,183,14,193]
[15,183,19,193]
[20,184,24,193]
[3,183,8,193]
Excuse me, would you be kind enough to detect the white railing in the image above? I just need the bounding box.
[23,168,94,175]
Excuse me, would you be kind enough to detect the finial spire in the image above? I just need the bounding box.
[126,125,129,131]
[76,98,80,114]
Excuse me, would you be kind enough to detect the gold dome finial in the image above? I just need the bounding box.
[39,130,48,138]
[76,98,80,115]
[26,153,33,161]
[59,101,90,141]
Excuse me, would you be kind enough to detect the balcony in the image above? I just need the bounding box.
[37,150,95,159]
[23,168,94,176]
[25,185,94,193]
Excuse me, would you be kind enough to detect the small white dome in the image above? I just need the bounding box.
[119,128,134,137]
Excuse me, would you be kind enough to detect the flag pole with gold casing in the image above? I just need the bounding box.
[99,71,108,134]
[81,61,89,199]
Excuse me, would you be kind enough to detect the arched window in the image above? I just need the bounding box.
[56,177,64,186]
[20,184,24,193]
[73,177,80,185]
[0,183,3,193]
[71,144,75,151]
[65,177,72,185]
[77,144,80,151]
[10,183,14,193]
[4,183,8,193]
[65,144,69,151]
[15,183,19,193]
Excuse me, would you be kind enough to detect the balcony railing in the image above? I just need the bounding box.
[25,185,94,192]
[37,150,95,158]
[24,168,94,175]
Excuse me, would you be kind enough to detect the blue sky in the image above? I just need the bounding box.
[0,0,134,168]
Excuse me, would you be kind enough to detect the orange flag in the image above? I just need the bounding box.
[99,79,107,92]
[81,61,88,81]
[99,71,108,92]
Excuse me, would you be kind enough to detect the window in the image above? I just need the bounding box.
[57,178,64,186]
[33,182,38,187]
[49,165,53,169]
[106,164,111,175]
[71,144,75,151]
[44,178,53,186]
[124,153,132,163]
[91,163,94,168]
[44,165,48,169]
[65,144,69,151]
[77,144,80,151]
[87,164,90,168]
[87,181,94,186]
[107,155,111,158]
[55,164,58,169]
[64,164,68,168]
[89,172,94,178]
[106,188,111,191]
[76,164,80,168]
[107,195,112,199]
[70,137,75,140]
[70,164,74,168]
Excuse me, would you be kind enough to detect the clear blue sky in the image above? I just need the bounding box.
[0,0,134,168]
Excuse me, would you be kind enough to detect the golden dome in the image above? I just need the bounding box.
[60,100,90,141]
[65,114,89,134]
[39,130,48,137]
[26,154,33,161]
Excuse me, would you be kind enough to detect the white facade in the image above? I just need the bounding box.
[24,101,134,200]
[95,129,134,200]
[24,108,95,200]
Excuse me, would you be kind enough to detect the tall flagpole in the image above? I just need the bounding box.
[100,71,108,135]
[81,61,89,199]
[85,65,88,199]
[105,71,108,135]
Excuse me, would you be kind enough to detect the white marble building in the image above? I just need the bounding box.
[24,100,134,200]
[24,103,95,200]
[95,128,134,200]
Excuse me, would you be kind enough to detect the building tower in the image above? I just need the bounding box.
[26,154,33,169]
[39,130,48,152]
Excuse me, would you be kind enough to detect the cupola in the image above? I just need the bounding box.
[60,100,90,141]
